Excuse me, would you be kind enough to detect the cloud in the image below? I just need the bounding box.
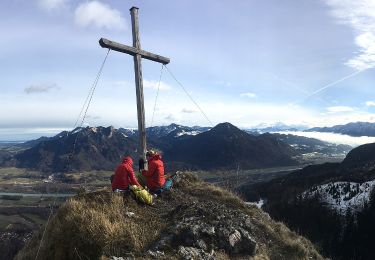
[164,114,177,121]
[326,106,355,113]
[215,81,232,87]
[86,114,101,120]
[113,80,132,88]
[240,92,257,98]
[323,0,375,70]
[181,108,197,114]
[37,0,68,12]
[114,80,172,91]
[24,83,60,94]
[365,101,375,106]
[74,1,126,30]
[144,80,172,90]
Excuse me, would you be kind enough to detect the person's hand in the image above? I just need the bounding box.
[138,158,145,170]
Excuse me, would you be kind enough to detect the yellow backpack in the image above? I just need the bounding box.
[129,185,153,205]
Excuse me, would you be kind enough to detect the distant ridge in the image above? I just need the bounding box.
[249,122,308,133]
[306,122,375,137]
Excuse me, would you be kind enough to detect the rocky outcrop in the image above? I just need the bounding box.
[151,202,257,258]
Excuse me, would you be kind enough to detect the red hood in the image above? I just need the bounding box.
[122,156,133,166]
[150,154,162,161]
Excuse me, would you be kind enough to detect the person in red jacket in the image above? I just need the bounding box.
[141,150,166,192]
[112,156,141,191]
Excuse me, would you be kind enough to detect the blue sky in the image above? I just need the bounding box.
[1,0,375,140]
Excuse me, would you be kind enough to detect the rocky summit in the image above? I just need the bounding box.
[15,173,323,260]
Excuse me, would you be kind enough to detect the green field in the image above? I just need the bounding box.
[64,170,113,186]
[0,167,44,185]
[0,167,115,194]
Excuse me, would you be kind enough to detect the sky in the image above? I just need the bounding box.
[1,0,375,140]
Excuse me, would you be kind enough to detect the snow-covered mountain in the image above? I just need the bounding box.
[120,123,211,139]
[303,180,375,215]
[248,122,308,133]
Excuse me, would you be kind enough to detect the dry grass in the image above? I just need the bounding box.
[16,189,164,260]
[183,181,247,210]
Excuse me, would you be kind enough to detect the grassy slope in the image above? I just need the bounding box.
[16,173,324,260]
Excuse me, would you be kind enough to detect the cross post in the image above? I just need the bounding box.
[99,7,170,165]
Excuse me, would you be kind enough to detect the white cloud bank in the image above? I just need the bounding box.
[240,92,257,98]
[181,108,197,114]
[280,131,375,147]
[326,106,355,113]
[365,101,375,107]
[215,81,232,87]
[74,1,126,30]
[324,0,375,70]
[143,80,172,90]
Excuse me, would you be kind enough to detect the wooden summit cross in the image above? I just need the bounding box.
[99,6,170,163]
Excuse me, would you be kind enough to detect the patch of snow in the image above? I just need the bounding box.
[165,124,178,133]
[175,130,201,137]
[91,127,98,133]
[43,175,54,183]
[71,127,83,134]
[245,198,265,209]
[55,131,68,139]
[122,128,136,133]
[303,180,375,214]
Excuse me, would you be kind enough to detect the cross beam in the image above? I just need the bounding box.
[99,38,170,65]
[99,6,170,163]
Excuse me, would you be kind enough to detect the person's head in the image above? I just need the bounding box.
[146,149,159,160]
[122,156,133,165]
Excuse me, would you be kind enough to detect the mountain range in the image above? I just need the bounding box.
[0,122,354,173]
[6,123,297,172]
[306,121,375,137]
[249,122,308,133]
[247,121,375,138]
